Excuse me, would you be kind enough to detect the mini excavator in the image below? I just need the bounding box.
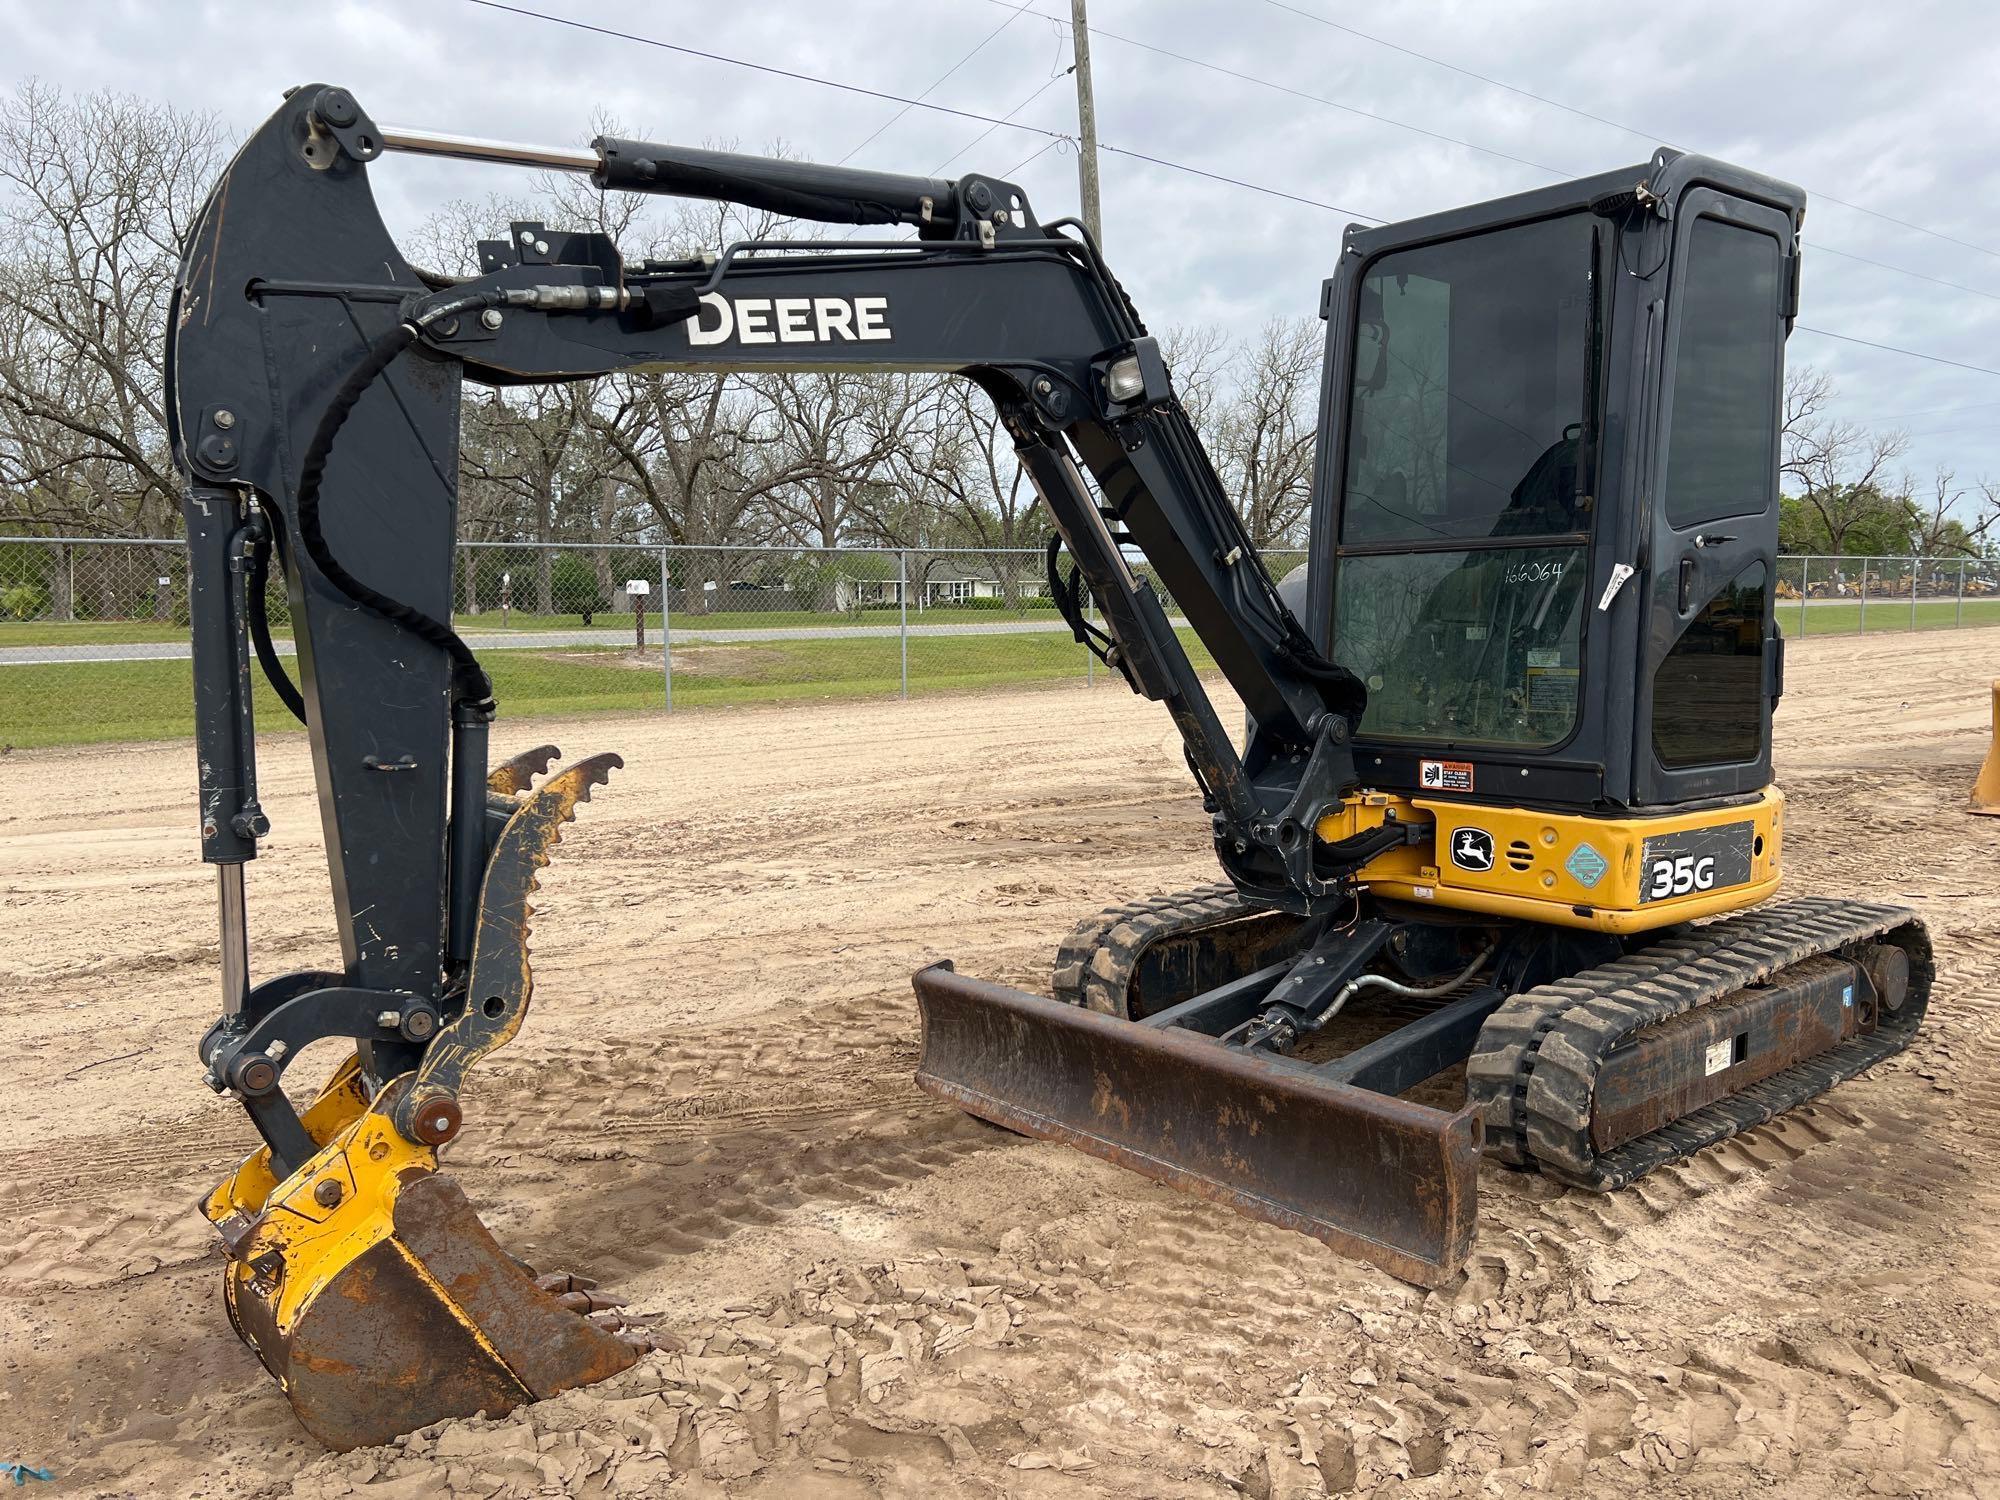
[170,85,1932,1449]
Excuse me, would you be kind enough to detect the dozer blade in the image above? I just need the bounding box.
[205,1061,637,1452]
[912,964,1481,1287]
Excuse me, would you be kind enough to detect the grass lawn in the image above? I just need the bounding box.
[0,604,1071,647]
[451,603,1061,634]
[0,629,1155,748]
[13,596,2000,749]
[1781,596,2000,634]
[0,618,225,647]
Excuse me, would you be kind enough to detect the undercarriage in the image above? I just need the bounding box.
[914,888,1931,1282]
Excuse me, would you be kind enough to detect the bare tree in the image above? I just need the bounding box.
[1212,317,1321,548]
[1781,366,1910,554]
[1899,467,2000,557]
[1161,322,1230,439]
[889,377,1043,604]
[0,83,223,617]
[754,371,916,548]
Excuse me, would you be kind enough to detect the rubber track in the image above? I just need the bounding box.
[1050,884,1258,1016]
[1466,897,1933,1191]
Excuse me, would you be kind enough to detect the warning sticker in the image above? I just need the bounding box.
[1526,666,1578,713]
[1703,1039,1734,1077]
[1418,759,1474,793]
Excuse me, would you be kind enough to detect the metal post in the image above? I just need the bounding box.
[1798,555,1810,637]
[899,550,909,699]
[1070,0,1103,248]
[1858,559,1869,633]
[1911,551,1920,631]
[1959,559,1968,628]
[659,545,673,711]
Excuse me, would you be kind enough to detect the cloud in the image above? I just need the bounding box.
[5,0,1995,490]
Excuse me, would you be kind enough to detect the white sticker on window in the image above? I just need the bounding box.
[1703,1039,1733,1077]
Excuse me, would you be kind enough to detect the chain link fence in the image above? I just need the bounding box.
[0,538,1181,747]
[0,537,1987,748]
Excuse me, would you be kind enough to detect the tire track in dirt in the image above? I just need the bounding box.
[12,637,2000,1496]
[0,982,999,1298]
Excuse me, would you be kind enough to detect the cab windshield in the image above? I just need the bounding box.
[1334,212,1597,748]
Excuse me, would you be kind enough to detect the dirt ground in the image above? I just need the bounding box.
[3,628,1999,1499]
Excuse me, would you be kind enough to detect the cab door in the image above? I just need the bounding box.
[1633,189,1796,807]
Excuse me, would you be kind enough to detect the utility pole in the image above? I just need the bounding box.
[1069,0,1102,248]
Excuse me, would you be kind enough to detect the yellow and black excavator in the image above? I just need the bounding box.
[170,85,1930,1449]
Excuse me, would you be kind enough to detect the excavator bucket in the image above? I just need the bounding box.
[200,752,640,1451]
[203,1057,637,1452]
[911,964,1481,1287]
[1972,681,2000,814]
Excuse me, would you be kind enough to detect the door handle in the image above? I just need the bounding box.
[1678,554,1695,613]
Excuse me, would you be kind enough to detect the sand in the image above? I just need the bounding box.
[2,628,1998,1498]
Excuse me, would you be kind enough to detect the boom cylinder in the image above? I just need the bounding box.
[592,137,958,229]
[378,124,960,231]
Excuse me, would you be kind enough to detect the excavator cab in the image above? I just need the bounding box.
[1319,155,1798,819]
[171,86,1928,1451]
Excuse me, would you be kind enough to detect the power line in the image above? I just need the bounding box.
[977,0,2000,306]
[461,0,1380,222]
[979,0,1575,180]
[1098,142,1380,221]
[1795,326,2000,380]
[1895,422,2000,441]
[1003,135,1069,180]
[1809,246,2000,304]
[1879,399,2000,422]
[462,1,1071,141]
[931,68,1071,177]
[459,0,1999,384]
[838,1,1036,165]
[1258,0,2000,264]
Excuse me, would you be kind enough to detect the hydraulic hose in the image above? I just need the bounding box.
[1303,943,1496,1035]
[245,507,306,723]
[294,292,500,711]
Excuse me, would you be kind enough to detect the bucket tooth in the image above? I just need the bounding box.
[488,743,562,797]
[912,963,1481,1287]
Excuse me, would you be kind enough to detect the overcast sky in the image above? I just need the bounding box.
[7,0,1999,501]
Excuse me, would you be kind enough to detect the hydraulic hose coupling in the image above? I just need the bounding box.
[500,285,631,312]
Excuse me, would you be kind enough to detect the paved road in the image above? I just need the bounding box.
[0,616,1107,666]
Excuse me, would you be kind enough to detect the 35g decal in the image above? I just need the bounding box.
[1648,854,1716,900]
[1637,822,1755,904]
